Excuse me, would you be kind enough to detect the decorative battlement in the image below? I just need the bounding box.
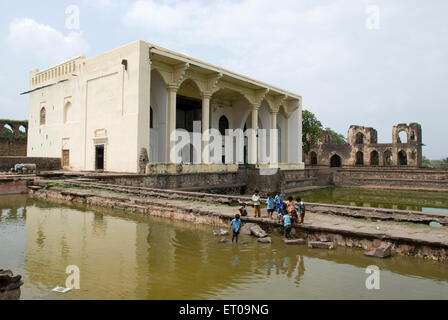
[30,56,85,88]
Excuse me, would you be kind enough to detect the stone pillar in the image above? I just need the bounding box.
[270,111,278,165]
[167,85,178,163]
[250,104,259,164]
[285,117,289,163]
[298,106,303,164]
[201,93,211,164]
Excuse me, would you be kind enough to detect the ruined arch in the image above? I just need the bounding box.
[398,130,407,143]
[370,150,379,166]
[3,123,14,139]
[330,154,342,168]
[310,151,318,165]
[355,132,365,144]
[398,150,408,166]
[356,151,364,165]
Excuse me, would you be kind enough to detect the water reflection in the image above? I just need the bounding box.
[0,195,448,300]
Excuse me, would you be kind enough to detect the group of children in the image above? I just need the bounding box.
[232,190,307,242]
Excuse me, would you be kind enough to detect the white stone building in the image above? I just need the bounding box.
[26,41,304,174]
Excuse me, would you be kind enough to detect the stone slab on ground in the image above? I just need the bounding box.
[308,241,334,249]
[250,224,268,238]
[364,244,392,258]
[284,239,306,245]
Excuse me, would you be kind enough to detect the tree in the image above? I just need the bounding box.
[422,156,434,168]
[302,110,323,155]
[325,127,347,144]
[441,158,448,169]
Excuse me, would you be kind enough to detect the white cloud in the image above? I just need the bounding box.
[7,18,89,64]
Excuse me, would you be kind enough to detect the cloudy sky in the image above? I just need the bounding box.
[1,0,446,159]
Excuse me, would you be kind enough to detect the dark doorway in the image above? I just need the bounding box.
[356,151,364,165]
[95,145,105,170]
[330,154,342,168]
[176,95,202,132]
[398,150,407,166]
[370,151,379,166]
[62,150,70,168]
[310,152,318,165]
[355,132,364,144]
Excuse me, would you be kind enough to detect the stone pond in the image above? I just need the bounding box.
[1,194,448,300]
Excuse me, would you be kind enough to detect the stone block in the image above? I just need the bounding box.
[284,239,306,245]
[364,244,392,258]
[249,225,268,238]
[308,241,334,249]
[258,237,272,244]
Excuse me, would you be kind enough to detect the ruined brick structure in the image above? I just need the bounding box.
[0,120,28,156]
[305,123,422,168]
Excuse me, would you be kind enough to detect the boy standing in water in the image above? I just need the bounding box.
[252,189,261,218]
[266,193,275,219]
[282,206,292,239]
[231,214,242,243]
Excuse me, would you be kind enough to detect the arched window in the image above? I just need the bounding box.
[150,107,154,129]
[370,151,379,166]
[310,152,318,165]
[40,107,46,125]
[330,154,342,168]
[64,102,72,124]
[398,150,407,166]
[219,115,229,136]
[356,151,364,165]
[355,132,365,144]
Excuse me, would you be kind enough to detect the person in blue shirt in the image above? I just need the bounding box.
[296,197,306,225]
[231,214,242,243]
[266,193,275,219]
[274,192,284,221]
[282,205,292,239]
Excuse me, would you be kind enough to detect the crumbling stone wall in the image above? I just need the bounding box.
[305,123,422,168]
[0,120,28,156]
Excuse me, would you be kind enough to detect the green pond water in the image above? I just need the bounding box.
[292,187,448,214]
[1,195,448,300]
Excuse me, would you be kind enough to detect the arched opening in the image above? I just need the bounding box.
[398,131,407,143]
[177,79,202,133]
[310,151,318,165]
[330,154,342,168]
[398,150,408,165]
[3,124,14,139]
[64,102,72,124]
[219,115,229,136]
[40,107,46,125]
[356,151,364,165]
[410,131,416,141]
[219,116,229,164]
[150,69,167,163]
[370,150,379,165]
[355,132,365,144]
[383,150,393,166]
[18,125,26,139]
